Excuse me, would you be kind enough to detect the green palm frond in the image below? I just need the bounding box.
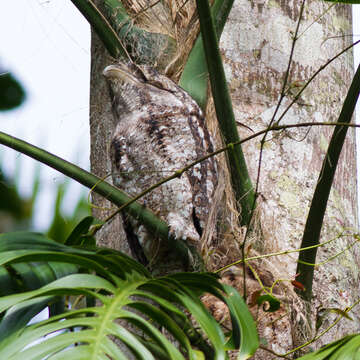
[0,232,259,359]
[298,334,360,360]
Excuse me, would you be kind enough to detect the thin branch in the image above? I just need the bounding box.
[0,122,359,267]
[240,0,306,299]
[216,231,357,272]
[297,3,335,40]
[282,298,360,357]
[259,345,293,359]
[276,39,360,125]
[269,0,307,128]
[297,238,359,267]
[94,121,360,234]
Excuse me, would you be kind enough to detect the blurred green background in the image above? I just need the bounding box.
[0,68,90,241]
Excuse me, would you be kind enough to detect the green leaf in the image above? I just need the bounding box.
[296,62,360,301]
[65,216,96,246]
[0,296,52,342]
[0,267,16,296]
[0,72,25,111]
[0,234,259,359]
[222,284,259,359]
[256,294,281,312]
[0,164,31,221]
[330,335,360,359]
[194,0,255,225]
[297,334,360,359]
[180,0,234,109]
[181,0,256,224]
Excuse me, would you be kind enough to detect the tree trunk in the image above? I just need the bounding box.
[90,0,359,357]
[220,0,359,357]
[90,2,129,255]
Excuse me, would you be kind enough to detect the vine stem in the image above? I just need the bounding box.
[215,231,358,272]
[89,121,360,234]
[0,121,359,258]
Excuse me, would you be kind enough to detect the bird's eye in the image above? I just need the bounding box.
[129,63,147,82]
[148,79,177,94]
[148,80,165,89]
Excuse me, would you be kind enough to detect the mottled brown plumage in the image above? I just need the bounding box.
[103,62,217,262]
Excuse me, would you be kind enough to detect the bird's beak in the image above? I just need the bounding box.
[103,65,142,86]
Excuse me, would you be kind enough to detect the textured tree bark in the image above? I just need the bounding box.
[89,1,130,254]
[220,1,359,357]
[90,0,359,357]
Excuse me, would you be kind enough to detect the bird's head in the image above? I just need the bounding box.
[103,63,182,119]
